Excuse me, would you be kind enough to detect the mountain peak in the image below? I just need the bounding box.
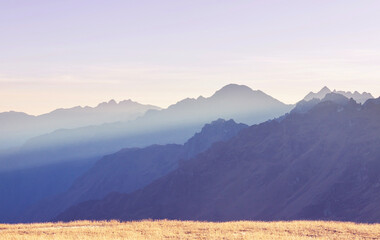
[200,118,242,132]
[292,92,351,114]
[97,100,116,107]
[108,99,117,105]
[119,99,136,105]
[321,92,349,105]
[182,119,248,159]
[213,84,254,96]
[304,87,373,104]
[320,86,331,93]
[304,86,332,101]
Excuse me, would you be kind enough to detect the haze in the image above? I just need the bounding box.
[1,0,380,115]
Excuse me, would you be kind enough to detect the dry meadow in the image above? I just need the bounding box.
[1,220,379,240]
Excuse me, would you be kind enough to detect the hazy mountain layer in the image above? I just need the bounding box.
[292,92,351,114]
[3,84,288,223]
[24,119,247,222]
[0,100,160,151]
[304,86,373,103]
[57,97,380,222]
[1,84,292,171]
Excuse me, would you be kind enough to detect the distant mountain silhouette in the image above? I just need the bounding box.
[0,100,160,151]
[1,84,292,171]
[24,119,247,222]
[292,92,350,114]
[57,97,380,223]
[304,86,373,103]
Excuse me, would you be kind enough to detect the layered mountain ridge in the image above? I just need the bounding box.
[1,85,378,224]
[1,84,291,223]
[304,86,373,103]
[0,99,160,151]
[24,119,247,222]
[2,84,292,171]
[57,96,380,223]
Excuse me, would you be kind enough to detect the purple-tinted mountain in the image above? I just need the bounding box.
[294,87,373,114]
[304,86,373,103]
[23,119,247,222]
[0,99,160,151]
[1,84,286,223]
[291,92,350,114]
[57,97,380,223]
[2,84,292,171]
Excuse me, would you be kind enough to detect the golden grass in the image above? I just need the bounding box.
[0,220,379,240]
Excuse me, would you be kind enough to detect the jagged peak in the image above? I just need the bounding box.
[323,92,349,100]
[96,99,119,107]
[293,92,352,115]
[119,99,139,105]
[203,118,236,128]
[183,118,248,150]
[320,86,331,93]
[303,86,332,101]
[304,87,373,104]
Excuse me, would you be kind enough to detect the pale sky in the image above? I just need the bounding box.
[1,0,380,115]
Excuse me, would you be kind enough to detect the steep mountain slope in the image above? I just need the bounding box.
[0,100,160,151]
[24,119,247,222]
[304,86,373,103]
[57,97,380,222]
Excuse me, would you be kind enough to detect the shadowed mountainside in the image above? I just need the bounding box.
[24,119,247,222]
[57,96,380,222]
[293,87,373,114]
[0,158,96,223]
[291,92,351,114]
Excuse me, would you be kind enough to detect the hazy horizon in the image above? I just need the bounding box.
[0,83,376,116]
[1,1,380,114]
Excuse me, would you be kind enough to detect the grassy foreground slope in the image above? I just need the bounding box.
[1,220,379,240]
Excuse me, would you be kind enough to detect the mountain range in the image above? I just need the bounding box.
[303,86,373,103]
[0,100,160,151]
[0,84,293,172]
[56,96,380,223]
[0,84,378,224]
[0,84,291,223]
[24,119,247,222]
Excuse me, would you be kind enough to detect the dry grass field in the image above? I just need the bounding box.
[1,220,379,240]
